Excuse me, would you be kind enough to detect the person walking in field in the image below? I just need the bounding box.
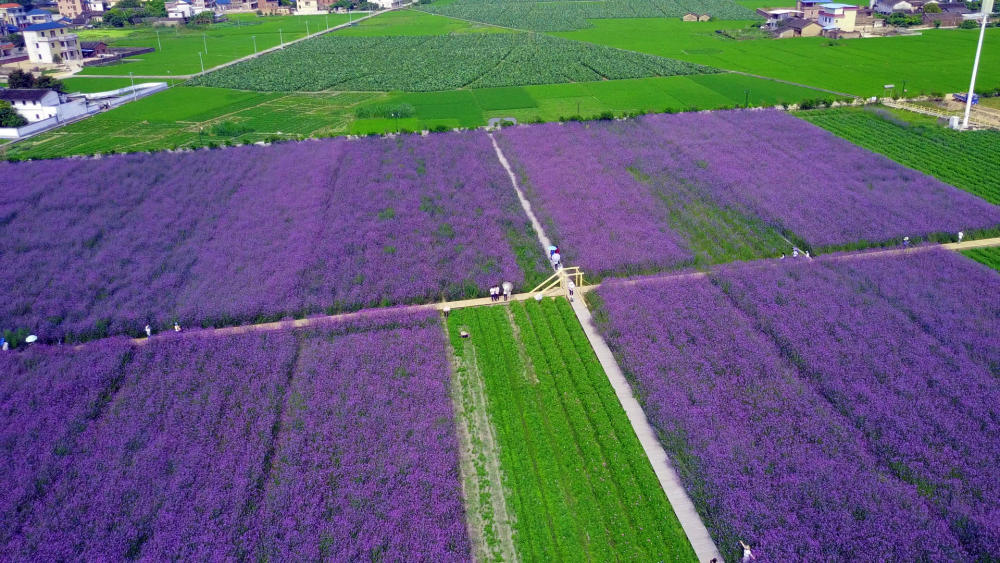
[740,541,756,562]
[174,322,181,332]
[502,281,513,302]
[145,324,152,338]
[551,251,562,270]
[958,231,964,243]
[903,236,910,248]
[792,247,799,258]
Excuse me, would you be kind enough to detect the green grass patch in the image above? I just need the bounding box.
[961,247,1000,272]
[61,77,150,93]
[555,18,1000,97]
[447,299,696,561]
[798,106,1000,205]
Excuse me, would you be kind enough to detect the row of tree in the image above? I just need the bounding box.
[6,70,65,92]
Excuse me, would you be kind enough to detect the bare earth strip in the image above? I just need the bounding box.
[448,327,518,562]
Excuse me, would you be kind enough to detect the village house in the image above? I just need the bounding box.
[818,3,859,31]
[0,88,87,122]
[757,7,804,28]
[79,39,107,57]
[771,16,823,36]
[0,2,27,28]
[680,12,712,21]
[295,0,334,14]
[25,8,56,24]
[796,0,827,18]
[23,20,81,64]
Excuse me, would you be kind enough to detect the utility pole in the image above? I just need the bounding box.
[744,88,750,108]
[962,0,992,129]
[203,33,208,54]
[198,51,204,73]
[279,28,284,46]
[306,21,310,36]
[130,71,136,101]
[252,35,257,53]
[156,29,162,51]
[325,14,329,29]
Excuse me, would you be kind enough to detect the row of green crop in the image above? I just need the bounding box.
[798,107,1000,206]
[191,33,715,92]
[446,300,696,561]
[962,247,1000,272]
[417,0,758,32]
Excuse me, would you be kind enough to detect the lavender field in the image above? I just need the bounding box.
[0,133,546,343]
[592,250,1000,561]
[497,111,1000,276]
[2,309,470,560]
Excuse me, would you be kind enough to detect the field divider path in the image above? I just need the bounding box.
[488,132,553,252]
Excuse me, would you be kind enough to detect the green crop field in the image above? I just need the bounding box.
[555,19,1000,97]
[417,0,757,32]
[447,299,696,561]
[190,32,714,92]
[798,106,1000,205]
[2,74,834,159]
[962,247,1000,271]
[336,8,506,35]
[61,77,151,93]
[77,13,351,77]
[2,87,374,159]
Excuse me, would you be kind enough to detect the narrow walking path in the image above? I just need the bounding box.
[488,134,723,561]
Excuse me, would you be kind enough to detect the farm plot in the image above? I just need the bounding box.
[495,111,1000,276]
[190,33,715,92]
[417,0,757,32]
[0,131,548,342]
[963,246,1000,272]
[4,309,471,560]
[590,249,1000,561]
[798,107,1000,205]
[447,299,696,561]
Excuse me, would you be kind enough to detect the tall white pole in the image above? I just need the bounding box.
[252,35,257,53]
[306,21,310,36]
[203,33,208,54]
[279,28,283,46]
[130,71,136,101]
[962,0,992,129]
[156,30,162,51]
[198,51,204,73]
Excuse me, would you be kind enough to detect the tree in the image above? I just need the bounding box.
[923,2,941,12]
[7,69,34,89]
[35,75,65,93]
[0,101,27,128]
[10,33,24,48]
[147,0,167,17]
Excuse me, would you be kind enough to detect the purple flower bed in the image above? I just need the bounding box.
[593,276,963,561]
[0,132,543,342]
[494,123,694,275]
[496,111,999,275]
[241,312,469,561]
[8,330,298,560]
[0,338,132,544]
[641,111,1000,247]
[823,249,1000,376]
[4,309,469,560]
[717,256,1000,557]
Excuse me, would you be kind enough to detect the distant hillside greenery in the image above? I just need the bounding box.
[415,0,759,32]
[190,33,717,92]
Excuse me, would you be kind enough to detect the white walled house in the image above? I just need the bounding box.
[23,21,81,64]
[0,88,88,123]
[368,0,401,9]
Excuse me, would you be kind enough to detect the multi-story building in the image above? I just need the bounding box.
[818,2,859,30]
[0,3,27,28]
[25,8,56,24]
[56,0,85,19]
[23,21,82,64]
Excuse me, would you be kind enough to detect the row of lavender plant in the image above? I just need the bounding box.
[496,111,1000,276]
[593,275,962,561]
[4,309,471,560]
[241,314,469,561]
[0,337,132,545]
[0,132,544,343]
[592,250,999,560]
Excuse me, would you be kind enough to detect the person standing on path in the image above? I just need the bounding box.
[145,324,152,338]
[489,284,498,302]
[551,252,561,270]
[958,231,964,243]
[567,279,576,302]
[548,245,558,258]
[502,281,513,302]
[174,322,181,332]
